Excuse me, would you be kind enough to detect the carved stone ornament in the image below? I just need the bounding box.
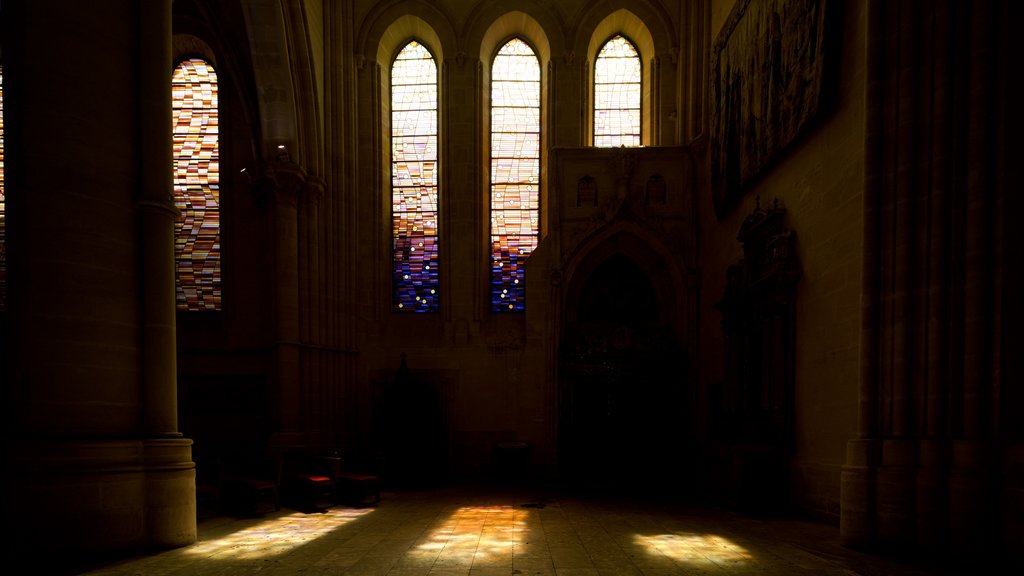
[577,176,597,207]
[645,174,666,205]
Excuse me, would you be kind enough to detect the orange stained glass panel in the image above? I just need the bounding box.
[172,58,221,311]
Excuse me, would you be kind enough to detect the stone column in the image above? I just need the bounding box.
[137,0,196,548]
[840,0,886,549]
[844,0,1009,557]
[3,0,193,561]
[947,0,1000,556]
[267,161,305,446]
[303,178,325,440]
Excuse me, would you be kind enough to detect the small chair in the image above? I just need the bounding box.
[336,469,381,506]
[334,449,381,507]
[220,456,281,517]
[281,452,337,512]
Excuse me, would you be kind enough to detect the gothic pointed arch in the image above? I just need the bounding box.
[557,229,691,489]
[561,226,688,332]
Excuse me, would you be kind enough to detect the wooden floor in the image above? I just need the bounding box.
[80,483,993,576]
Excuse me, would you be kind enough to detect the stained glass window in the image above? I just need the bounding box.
[172,58,221,311]
[0,66,5,311]
[392,41,439,312]
[490,38,540,313]
[594,35,641,147]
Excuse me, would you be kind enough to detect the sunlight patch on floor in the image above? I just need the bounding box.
[184,507,374,560]
[413,505,532,563]
[634,532,752,565]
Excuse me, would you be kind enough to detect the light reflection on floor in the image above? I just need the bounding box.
[183,507,374,560]
[414,505,531,566]
[635,532,753,565]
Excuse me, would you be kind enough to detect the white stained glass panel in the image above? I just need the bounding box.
[491,107,541,130]
[392,136,437,163]
[595,84,641,110]
[594,35,641,148]
[492,80,542,108]
[392,110,437,135]
[491,158,540,185]
[491,132,540,158]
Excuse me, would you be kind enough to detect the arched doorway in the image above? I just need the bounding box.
[559,252,688,491]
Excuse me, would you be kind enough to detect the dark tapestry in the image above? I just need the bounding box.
[710,0,832,219]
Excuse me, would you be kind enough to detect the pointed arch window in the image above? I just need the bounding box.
[172,58,221,311]
[490,38,540,312]
[594,34,641,147]
[391,40,439,312]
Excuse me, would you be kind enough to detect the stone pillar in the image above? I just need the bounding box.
[841,439,878,548]
[137,0,196,547]
[302,178,325,440]
[267,161,305,445]
[840,0,890,550]
[843,0,1010,558]
[3,0,193,562]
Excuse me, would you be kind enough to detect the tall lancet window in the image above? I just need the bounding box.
[172,58,221,311]
[0,66,5,310]
[391,40,439,312]
[490,38,540,312]
[594,34,641,147]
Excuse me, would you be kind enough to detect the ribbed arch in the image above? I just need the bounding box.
[374,15,446,68]
[489,37,540,312]
[477,11,553,66]
[391,39,440,312]
[172,57,222,311]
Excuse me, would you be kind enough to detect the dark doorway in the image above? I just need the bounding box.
[559,254,687,492]
[373,354,447,489]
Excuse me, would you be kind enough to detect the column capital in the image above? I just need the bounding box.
[263,160,309,206]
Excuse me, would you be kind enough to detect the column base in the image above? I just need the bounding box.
[12,437,196,569]
[840,438,879,548]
